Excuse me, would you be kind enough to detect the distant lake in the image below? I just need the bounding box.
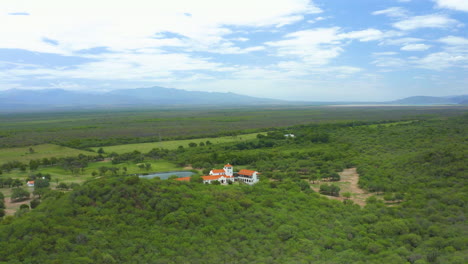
[139,171,194,180]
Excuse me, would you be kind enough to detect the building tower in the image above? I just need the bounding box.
[224,163,233,177]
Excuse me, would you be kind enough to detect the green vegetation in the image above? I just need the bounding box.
[0,144,94,164]
[0,107,466,263]
[0,106,465,148]
[91,132,260,154]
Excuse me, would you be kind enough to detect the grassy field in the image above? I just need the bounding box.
[91,132,262,154]
[0,144,95,164]
[4,160,186,182]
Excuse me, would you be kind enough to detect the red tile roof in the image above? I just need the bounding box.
[175,177,191,181]
[202,175,223,180]
[211,169,226,174]
[224,164,232,167]
[238,169,257,176]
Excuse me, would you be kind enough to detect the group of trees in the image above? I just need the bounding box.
[0,177,23,188]
[0,192,4,217]
[319,184,340,196]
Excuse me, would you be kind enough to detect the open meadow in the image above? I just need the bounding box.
[0,144,94,164]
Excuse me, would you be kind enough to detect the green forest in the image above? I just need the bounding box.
[0,107,467,263]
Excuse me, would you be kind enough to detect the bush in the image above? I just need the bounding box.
[319,184,340,197]
[11,188,30,202]
[30,198,41,209]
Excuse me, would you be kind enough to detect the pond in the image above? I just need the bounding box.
[139,171,195,180]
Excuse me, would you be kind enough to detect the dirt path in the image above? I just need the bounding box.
[310,168,372,206]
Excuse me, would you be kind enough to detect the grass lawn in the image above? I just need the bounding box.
[91,132,262,154]
[0,144,95,164]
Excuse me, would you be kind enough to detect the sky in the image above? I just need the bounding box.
[0,0,467,101]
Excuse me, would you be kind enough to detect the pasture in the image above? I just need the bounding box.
[91,132,261,154]
[0,144,94,164]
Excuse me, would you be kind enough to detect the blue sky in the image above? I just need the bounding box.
[0,0,467,101]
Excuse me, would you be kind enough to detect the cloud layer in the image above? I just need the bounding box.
[0,0,466,101]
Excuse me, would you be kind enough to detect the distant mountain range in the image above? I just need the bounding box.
[0,87,280,111]
[389,95,468,105]
[0,87,466,111]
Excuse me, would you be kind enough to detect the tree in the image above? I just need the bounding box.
[30,198,41,209]
[11,188,30,202]
[190,175,203,183]
[298,180,310,191]
[57,182,69,190]
[29,160,40,171]
[97,148,105,154]
[188,142,197,148]
[342,192,352,200]
[144,163,151,171]
[319,184,340,197]
[329,172,340,182]
[33,188,48,198]
[309,174,319,184]
[12,179,23,188]
[29,147,35,154]
[35,179,50,189]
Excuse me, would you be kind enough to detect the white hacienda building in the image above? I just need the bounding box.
[177,164,260,185]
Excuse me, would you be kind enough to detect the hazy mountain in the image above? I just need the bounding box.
[107,87,277,105]
[0,87,466,111]
[389,95,468,105]
[0,87,280,111]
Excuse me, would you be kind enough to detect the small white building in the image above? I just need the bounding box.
[27,181,35,187]
[209,164,233,177]
[237,169,260,185]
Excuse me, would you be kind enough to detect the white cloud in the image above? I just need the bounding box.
[393,14,460,30]
[380,37,423,46]
[266,27,396,66]
[401,43,431,51]
[413,52,467,70]
[339,29,384,41]
[232,37,249,42]
[4,51,230,82]
[439,36,468,45]
[372,56,406,68]
[434,0,468,12]
[0,0,320,55]
[372,7,408,17]
[266,27,343,65]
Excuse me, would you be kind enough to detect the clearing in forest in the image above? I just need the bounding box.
[91,132,262,154]
[310,168,372,206]
[0,144,95,164]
